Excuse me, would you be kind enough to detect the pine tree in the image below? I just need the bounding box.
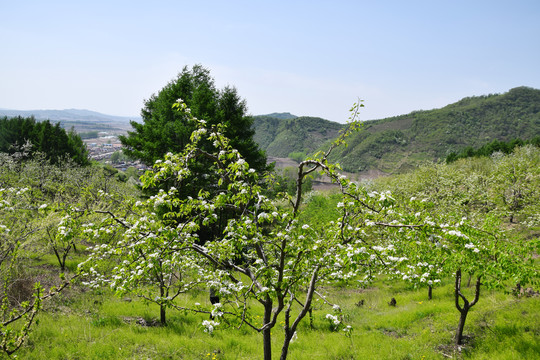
[120,64,267,172]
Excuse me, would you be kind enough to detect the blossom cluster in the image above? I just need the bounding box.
[202,320,220,334]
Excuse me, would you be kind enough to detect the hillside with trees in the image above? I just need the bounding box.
[2,99,537,359]
[324,86,540,173]
[252,114,344,159]
[0,116,89,165]
[446,136,540,163]
[0,83,538,359]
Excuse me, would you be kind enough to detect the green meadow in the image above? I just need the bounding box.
[16,271,539,359]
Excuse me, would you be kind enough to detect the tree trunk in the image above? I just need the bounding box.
[61,248,69,272]
[160,303,166,325]
[52,247,65,271]
[280,333,292,360]
[455,307,469,345]
[454,269,481,346]
[280,267,319,360]
[428,285,432,300]
[262,302,273,360]
[159,285,167,325]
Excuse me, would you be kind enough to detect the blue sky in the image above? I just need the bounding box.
[1,0,539,123]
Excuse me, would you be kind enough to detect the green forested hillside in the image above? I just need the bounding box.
[326,86,540,173]
[253,115,344,158]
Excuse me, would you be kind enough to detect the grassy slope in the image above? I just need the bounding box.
[11,156,539,359]
[18,273,539,359]
[9,106,540,359]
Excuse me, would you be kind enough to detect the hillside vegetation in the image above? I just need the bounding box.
[253,114,344,158]
[446,136,540,163]
[0,116,89,165]
[4,142,538,360]
[1,97,538,358]
[325,86,540,173]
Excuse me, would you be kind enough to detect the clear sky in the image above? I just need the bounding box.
[1,0,539,123]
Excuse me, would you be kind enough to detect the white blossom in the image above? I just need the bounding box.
[325,314,340,326]
[202,320,220,334]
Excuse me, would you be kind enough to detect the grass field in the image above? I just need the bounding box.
[15,273,539,360]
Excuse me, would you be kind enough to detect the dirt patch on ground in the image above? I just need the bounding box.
[380,328,406,338]
[268,157,389,192]
[268,157,299,169]
[123,316,162,327]
[269,157,388,179]
[355,169,388,180]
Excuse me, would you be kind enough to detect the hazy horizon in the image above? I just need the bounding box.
[1,85,537,122]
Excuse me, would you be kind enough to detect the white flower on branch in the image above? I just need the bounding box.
[202,320,220,334]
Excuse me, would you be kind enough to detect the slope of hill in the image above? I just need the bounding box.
[253,115,344,158]
[325,86,540,173]
[0,108,140,133]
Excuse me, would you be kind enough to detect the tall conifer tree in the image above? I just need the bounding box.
[120,65,267,172]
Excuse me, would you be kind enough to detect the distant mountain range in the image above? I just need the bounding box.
[3,87,539,174]
[0,108,140,133]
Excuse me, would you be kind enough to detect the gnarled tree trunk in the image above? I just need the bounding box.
[454,269,481,345]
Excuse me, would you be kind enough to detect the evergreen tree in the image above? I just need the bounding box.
[0,116,89,165]
[120,65,269,250]
[120,64,267,172]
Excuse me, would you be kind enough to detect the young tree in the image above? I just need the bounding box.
[79,190,206,325]
[82,100,508,359]
[81,101,368,358]
[0,187,73,356]
[0,145,141,355]
[375,147,539,344]
[448,218,536,345]
[41,206,84,272]
[388,203,537,345]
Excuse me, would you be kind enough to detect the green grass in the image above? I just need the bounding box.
[14,276,540,360]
